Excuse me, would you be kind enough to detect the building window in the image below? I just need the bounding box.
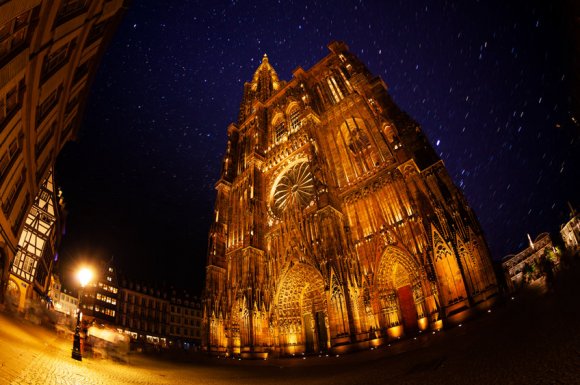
[12,194,30,235]
[2,167,25,215]
[0,8,37,64]
[37,87,61,125]
[85,20,108,47]
[289,108,301,131]
[0,135,23,184]
[0,79,26,130]
[41,40,76,82]
[326,77,344,104]
[274,121,286,143]
[35,122,56,158]
[36,150,53,182]
[11,249,36,282]
[54,0,89,27]
[65,92,80,119]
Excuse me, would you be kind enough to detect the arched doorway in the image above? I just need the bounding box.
[275,263,329,355]
[375,247,428,335]
[392,263,419,332]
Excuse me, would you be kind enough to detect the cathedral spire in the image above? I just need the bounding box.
[238,53,284,122]
[249,53,280,102]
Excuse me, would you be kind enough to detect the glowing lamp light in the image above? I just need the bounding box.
[77,267,93,288]
[72,265,93,361]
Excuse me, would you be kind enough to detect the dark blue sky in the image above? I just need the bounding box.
[55,0,579,292]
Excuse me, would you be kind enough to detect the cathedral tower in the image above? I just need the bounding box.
[203,42,498,357]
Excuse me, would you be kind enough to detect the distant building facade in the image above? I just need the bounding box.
[82,261,119,324]
[49,261,202,349]
[49,273,78,329]
[203,42,498,357]
[0,0,129,304]
[560,206,579,252]
[502,233,557,290]
[168,289,202,349]
[117,280,170,349]
[50,274,78,317]
[115,279,202,351]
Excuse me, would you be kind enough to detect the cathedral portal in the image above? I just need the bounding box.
[275,263,328,354]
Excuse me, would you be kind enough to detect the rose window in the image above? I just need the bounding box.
[273,162,315,214]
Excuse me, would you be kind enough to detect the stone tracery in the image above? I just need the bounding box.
[272,162,315,215]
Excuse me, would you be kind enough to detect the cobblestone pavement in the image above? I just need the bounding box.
[1,267,580,384]
[0,316,169,385]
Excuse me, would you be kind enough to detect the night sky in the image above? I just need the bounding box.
[55,0,579,293]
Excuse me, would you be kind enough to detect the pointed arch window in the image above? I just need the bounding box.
[340,118,371,155]
[274,120,286,143]
[289,107,302,131]
[326,76,344,104]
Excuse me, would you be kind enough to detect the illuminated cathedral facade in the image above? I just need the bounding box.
[203,42,498,357]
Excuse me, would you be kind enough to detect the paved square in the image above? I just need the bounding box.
[1,271,579,385]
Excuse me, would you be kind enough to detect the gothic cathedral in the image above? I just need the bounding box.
[203,42,497,357]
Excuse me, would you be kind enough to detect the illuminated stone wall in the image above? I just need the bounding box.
[0,0,129,303]
[203,42,498,357]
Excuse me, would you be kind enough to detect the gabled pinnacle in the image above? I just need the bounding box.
[249,53,280,101]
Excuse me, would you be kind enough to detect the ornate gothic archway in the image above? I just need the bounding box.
[374,247,429,334]
[275,263,329,354]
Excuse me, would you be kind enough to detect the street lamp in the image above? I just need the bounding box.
[72,267,93,361]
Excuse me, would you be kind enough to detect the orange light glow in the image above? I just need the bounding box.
[76,267,93,287]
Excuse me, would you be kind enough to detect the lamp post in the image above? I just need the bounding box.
[72,267,93,361]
